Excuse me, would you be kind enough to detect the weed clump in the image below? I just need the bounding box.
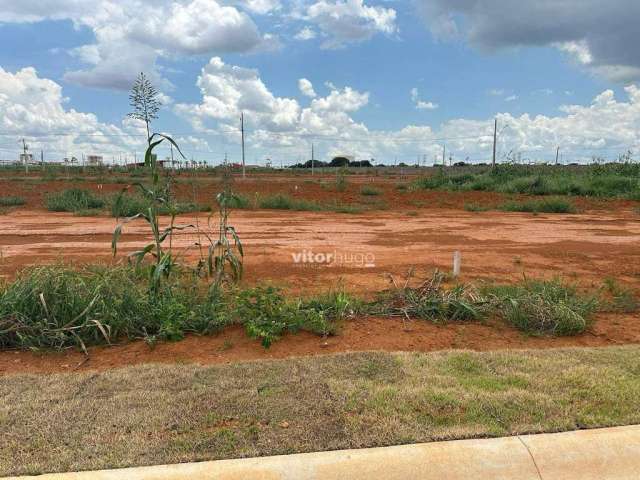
[0,265,228,350]
[485,279,597,336]
[45,188,104,213]
[373,271,490,323]
[500,197,576,213]
[110,192,210,217]
[360,186,381,196]
[258,194,322,211]
[0,196,26,207]
[236,286,357,347]
[412,163,640,199]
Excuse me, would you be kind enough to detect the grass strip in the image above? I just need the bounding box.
[2,347,640,476]
[0,267,611,352]
[413,163,640,199]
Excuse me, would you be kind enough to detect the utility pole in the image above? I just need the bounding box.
[40,150,44,171]
[492,118,498,169]
[311,143,315,176]
[442,145,446,167]
[555,146,560,165]
[21,138,29,173]
[240,112,246,179]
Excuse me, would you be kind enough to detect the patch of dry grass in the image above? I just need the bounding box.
[2,346,640,476]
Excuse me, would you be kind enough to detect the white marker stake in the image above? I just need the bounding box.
[453,251,461,278]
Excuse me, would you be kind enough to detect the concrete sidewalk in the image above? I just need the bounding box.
[7,425,640,479]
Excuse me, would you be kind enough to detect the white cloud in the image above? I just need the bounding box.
[0,0,268,90]
[0,66,145,159]
[175,58,640,163]
[9,60,639,167]
[294,26,317,41]
[305,0,397,49]
[411,87,438,110]
[298,78,317,98]
[505,95,518,102]
[234,0,281,14]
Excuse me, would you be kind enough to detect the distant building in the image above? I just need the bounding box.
[19,153,33,164]
[86,155,103,166]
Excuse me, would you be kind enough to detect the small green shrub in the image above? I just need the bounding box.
[258,194,322,211]
[360,185,381,196]
[45,189,105,212]
[486,279,597,336]
[0,196,26,207]
[500,197,576,214]
[235,286,338,348]
[110,193,210,217]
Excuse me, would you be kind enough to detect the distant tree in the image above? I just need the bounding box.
[330,156,350,167]
[128,72,161,146]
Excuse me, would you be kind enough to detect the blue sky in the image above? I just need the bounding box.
[0,0,638,165]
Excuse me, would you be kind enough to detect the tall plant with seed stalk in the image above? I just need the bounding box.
[112,133,193,296]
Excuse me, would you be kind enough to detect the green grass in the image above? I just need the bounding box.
[110,193,211,217]
[360,185,381,196]
[0,266,613,352]
[484,279,598,336]
[45,188,105,213]
[0,196,25,207]
[257,194,367,214]
[464,202,490,212]
[602,278,639,313]
[499,197,576,214]
[0,266,354,351]
[3,347,640,476]
[413,163,640,199]
[258,194,323,211]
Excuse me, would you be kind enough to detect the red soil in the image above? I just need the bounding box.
[1,172,639,374]
[1,314,638,375]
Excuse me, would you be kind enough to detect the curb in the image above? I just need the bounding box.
[7,425,640,479]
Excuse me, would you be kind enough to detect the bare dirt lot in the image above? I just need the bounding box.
[1,173,639,373]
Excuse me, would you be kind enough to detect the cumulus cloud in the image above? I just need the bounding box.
[298,78,317,98]
[0,66,145,159]
[305,0,397,48]
[8,59,638,166]
[174,58,640,163]
[0,0,268,90]
[415,0,640,82]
